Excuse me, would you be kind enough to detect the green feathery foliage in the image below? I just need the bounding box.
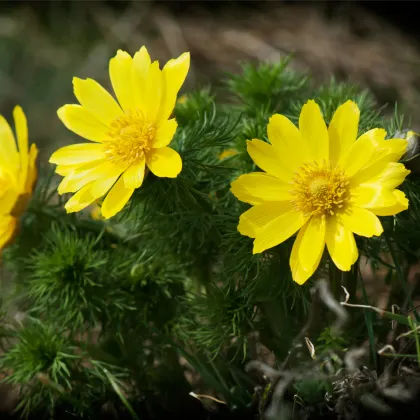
[0,318,125,418]
[21,224,134,331]
[226,58,309,116]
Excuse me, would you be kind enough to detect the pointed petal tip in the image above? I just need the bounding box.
[292,272,309,286]
[115,49,129,57]
[13,105,23,115]
[100,210,113,220]
[174,51,190,62]
[72,76,95,88]
[180,51,190,62]
[252,246,260,255]
[64,205,76,214]
[343,99,357,105]
[30,143,38,156]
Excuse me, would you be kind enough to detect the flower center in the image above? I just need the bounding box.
[291,162,349,216]
[105,110,156,167]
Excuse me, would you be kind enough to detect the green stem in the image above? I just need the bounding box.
[359,269,378,371]
[344,265,358,302]
[328,258,342,302]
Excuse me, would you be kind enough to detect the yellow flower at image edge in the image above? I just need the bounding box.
[231,100,410,285]
[50,46,190,219]
[0,107,38,251]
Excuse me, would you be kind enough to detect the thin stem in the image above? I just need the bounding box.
[344,266,358,303]
[328,258,342,302]
[358,268,378,371]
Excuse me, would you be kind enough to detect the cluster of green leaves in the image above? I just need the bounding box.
[0,318,126,418]
[22,224,135,331]
[226,58,309,117]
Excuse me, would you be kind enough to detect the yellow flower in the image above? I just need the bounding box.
[231,100,410,285]
[50,46,190,219]
[0,106,38,251]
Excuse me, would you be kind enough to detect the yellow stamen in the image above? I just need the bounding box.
[291,161,349,216]
[105,109,156,167]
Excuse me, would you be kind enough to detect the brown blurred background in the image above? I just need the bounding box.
[1,0,420,160]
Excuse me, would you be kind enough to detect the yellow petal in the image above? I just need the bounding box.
[144,61,163,123]
[158,52,190,122]
[362,162,410,190]
[231,172,292,205]
[0,114,19,172]
[57,105,110,143]
[298,100,329,162]
[73,77,123,125]
[290,220,323,285]
[56,164,79,176]
[90,170,124,199]
[352,184,401,209]
[252,209,308,254]
[101,175,135,219]
[13,106,28,188]
[146,147,182,178]
[132,46,152,111]
[238,202,292,238]
[266,114,309,172]
[11,192,32,218]
[0,187,18,215]
[24,143,38,193]
[123,159,146,189]
[57,160,114,194]
[340,128,386,177]
[58,162,99,194]
[109,50,135,112]
[152,119,177,148]
[246,139,289,182]
[350,137,408,185]
[65,183,97,213]
[0,215,18,250]
[342,128,408,182]
[340,207,383,237]
[328,100,360,166]
[369,189,409,216]
[325,217,358,271]
[49,143,105,165]
[298,216,326,272]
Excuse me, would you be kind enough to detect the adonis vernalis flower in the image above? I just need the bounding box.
[50,46,190,219]
[0,107,38,251]
[231,100,410,285]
